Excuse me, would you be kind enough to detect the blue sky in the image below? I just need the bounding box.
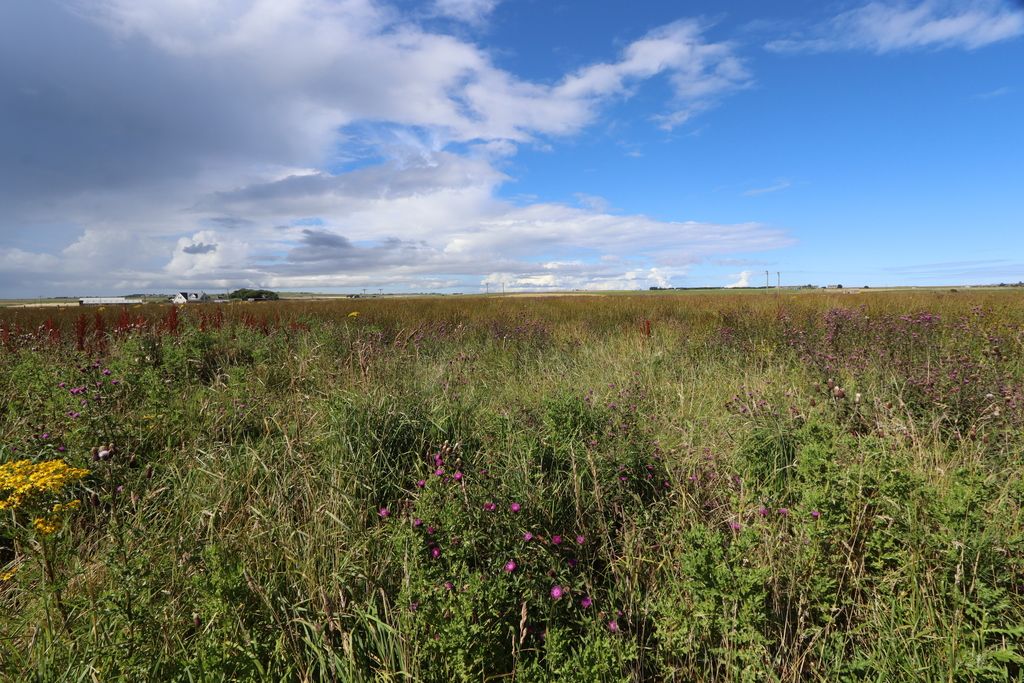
[1,0,1022,295]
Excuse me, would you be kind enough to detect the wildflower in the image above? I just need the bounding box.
[607,619,620,633]
[378,507,390,518]
[427,525,436,535]
[0,567,18,582]
[778,508,790,517]
[575,535,585,545]
[551,534,562,545]
[348,311,360,318]
[415,479,426,489]
[510,502,521,513]
[580,596,593,609]
[504,559,517,573]
[811,510,821,520]
[523,532,534,542]
[729,521,742,532]
[483,502,497,511]
[0,459,89,512]
[444,581,454,591]
[102,369,112,376]
[434,467,444,477]
[429,546,441,559]
[550,585,564,600]
[567,558,578,569]
[33,516,60,535]
[758,507,769,517]
[453,471,463,482]
[40,433,50,440]
[413,518,423,527]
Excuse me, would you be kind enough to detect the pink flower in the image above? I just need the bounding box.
[510,502,521,513]
[607,619,620,633]
[575,535,585,545]
[580,596,593,609]
[415,479,426,488]
[434,467,444,477]
[429,546,441,559]
[811,510,821,520]
[413,518,423,527]
[758,507,769,517]
[453,471,463,482]
[523,532,534,542]
[777,508,790,517]
[444,581,454,591]
[378,507,390,518]
[729,521,741,532]
[504,560,517,573]
[483,502,497,511]
[551,535,562,545]
[550,585,564,600]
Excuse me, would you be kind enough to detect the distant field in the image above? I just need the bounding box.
[1,290,1023,680]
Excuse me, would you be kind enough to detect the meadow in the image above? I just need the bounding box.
[1,290,1023,681]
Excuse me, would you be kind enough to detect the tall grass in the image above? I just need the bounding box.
[1,290,1023,681]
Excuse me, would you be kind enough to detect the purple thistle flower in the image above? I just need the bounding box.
[453,471,463,482]
[551,535,562,546]
[510,502,521,513]
[778,508,790,517]
[427,525,436,535]
[102,369,112,376]
[550,585,564,600]
[567,558,578,569]
[729,521,742,532]
[444,581,454,591]
[413,518,423,527]
[58,382,66,388]
[41,433,50,440]
[758,507,769,517]
[429,546,441,559]
[607,619,620,633]
[483,502,497,511]
[504,559,517,573]
[575,535,585,545]
[811,510,821,520]
[415,479,426,489]
[378,507,390,518]
[434,467,444,477]
[58,445,66,453]
[523,532,534,542]
[116,485,124,494]
[580,596,593,609]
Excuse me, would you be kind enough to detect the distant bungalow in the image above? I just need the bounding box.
[79,297,135,306]
[171,291,210,304]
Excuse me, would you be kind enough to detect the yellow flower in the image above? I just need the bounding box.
[0,459,89,511]
[0,567,18,582]
[33,516,60,535]
[348,311,360,318]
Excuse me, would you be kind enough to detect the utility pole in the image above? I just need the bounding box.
[362,287,366,296]
[777,272,781,291]
[765,270,770,291]
[485,283,489,295]
[502,281,505,295]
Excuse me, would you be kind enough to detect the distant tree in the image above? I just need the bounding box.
[228,288,279,300]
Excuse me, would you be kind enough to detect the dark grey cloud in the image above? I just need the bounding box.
[182,242,218,254]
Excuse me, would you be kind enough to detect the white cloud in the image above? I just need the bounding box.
[724,270,752,288]
[743,180,792,196]
[0,1,779,296]
[767,1,1024,54]
[432,0,500,24]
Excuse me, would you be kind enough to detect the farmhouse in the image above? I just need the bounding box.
[79,297,134,306]
[171,291,210,304]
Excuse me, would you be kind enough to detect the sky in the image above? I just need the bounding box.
[1,0,1022,296]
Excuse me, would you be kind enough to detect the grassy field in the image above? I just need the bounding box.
[1,290,1023,681]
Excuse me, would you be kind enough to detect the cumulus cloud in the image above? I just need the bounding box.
[0,0,783,296]
[767,1,1024,54]
[724,270,752,288]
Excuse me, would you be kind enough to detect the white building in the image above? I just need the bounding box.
[79,297,134,306]
[171,291,210,304]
